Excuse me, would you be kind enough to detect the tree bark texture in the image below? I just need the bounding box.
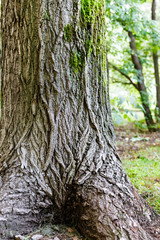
[128,31,155,131]
[0,0,160,239]
[151,0,160,122]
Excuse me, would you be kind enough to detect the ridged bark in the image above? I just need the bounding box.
[0,0,160,239]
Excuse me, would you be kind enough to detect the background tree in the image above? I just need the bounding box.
[109,29,155,131]
[0,0,160,239]
[151,0,160,122]
[106,0,160,130]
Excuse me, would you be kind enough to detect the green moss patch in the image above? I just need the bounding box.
[64,24,73,41]
[69,51,83,75]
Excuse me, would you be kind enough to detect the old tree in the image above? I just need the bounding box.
[0,0,160,239]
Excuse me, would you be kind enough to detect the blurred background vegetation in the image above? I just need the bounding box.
[107,0,160,131]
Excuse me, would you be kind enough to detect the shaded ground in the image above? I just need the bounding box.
[115,124,160,158]
[14,225,84,240]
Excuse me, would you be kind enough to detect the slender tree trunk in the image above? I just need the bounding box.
[0,0,160,239]
[151,0,160,122]
[128,31,155,131]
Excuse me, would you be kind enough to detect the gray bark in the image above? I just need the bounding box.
[0,0,160,239]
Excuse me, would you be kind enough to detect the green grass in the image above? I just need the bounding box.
[122,146,160,214]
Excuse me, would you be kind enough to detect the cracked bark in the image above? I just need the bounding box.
[0,0,160,239]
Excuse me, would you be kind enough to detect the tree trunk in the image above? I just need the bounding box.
[151,0,160,122]
[0,0,160,239]
[128,31,155,131]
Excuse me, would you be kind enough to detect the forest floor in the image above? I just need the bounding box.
[115,124,160,239]
[14,225,84,240]
[115,124,160,213]
[115,124,160,158]
[14,124,160,240]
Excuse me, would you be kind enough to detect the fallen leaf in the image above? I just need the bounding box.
[67,227,74,233]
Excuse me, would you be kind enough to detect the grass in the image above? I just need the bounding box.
[122,146,160,214]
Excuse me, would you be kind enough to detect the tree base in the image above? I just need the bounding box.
[0,164,63,239]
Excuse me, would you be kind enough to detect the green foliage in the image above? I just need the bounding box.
[106,0,160,63]
[111,96,133,124]
[106,0,160,44]
[122,146,160,214]
[134,119,148,130]
[106,0,160,64]
[110,88,146,125]
[107,0,160,125]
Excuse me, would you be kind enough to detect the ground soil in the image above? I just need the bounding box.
[14,225,84,240]
[115,124,160,158]
[115,124,160,240]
